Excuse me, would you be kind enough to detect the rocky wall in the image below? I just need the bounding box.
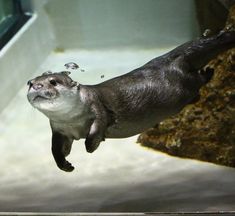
[138,6,235,167]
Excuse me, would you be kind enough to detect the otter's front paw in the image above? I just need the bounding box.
[85,136,104,153]
[58,160,75,172]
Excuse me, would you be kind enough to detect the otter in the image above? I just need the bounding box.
[27,29,235,172]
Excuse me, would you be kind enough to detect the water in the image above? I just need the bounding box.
[0,49,235,212]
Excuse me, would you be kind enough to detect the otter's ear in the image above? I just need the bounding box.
[42,70,52,75]
[61,71,71,76]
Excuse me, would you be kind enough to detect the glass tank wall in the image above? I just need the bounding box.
[0,0,235,213]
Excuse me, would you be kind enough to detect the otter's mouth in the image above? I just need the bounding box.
[33,95,51,102]
[27,89,57,107]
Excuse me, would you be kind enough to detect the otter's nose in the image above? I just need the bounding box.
[27,80,43,91]
[33,83,43,90]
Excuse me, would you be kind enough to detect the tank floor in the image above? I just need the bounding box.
[0,49,235,212]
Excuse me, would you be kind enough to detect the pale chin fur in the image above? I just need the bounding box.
[32,86,81,120]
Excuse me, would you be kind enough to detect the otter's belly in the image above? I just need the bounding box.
[105,109,177,138]
[51,121,90,140]
[106,123,148,138]
[104,92,191,138]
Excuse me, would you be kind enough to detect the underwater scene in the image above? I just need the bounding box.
[0,0,235,214]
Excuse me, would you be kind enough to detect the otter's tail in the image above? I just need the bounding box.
[169,29,235,71]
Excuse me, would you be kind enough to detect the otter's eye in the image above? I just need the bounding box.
[50,79,57,86]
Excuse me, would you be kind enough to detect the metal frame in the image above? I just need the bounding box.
[0,0,31,50]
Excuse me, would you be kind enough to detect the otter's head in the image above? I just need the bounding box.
[27,71,79,115]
